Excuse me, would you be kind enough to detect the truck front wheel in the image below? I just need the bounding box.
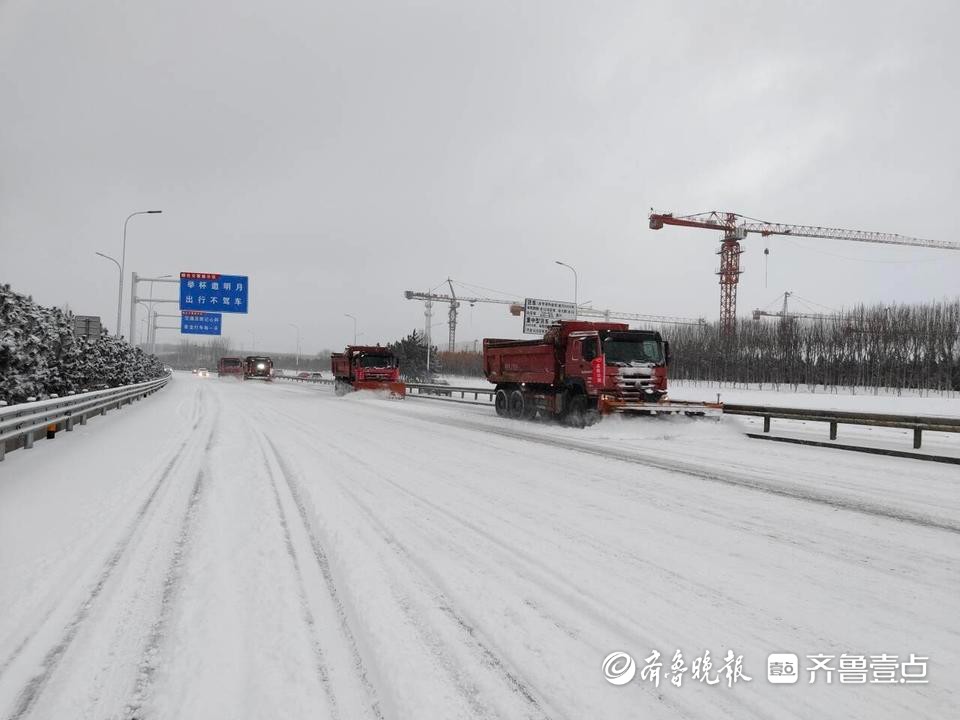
[565,394,593,428]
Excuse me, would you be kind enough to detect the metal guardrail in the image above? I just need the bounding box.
[273,374,334,385]
[405,383,495,403]
[722,403,960,449]
[273,374,960,451]
[273,375,488,397]
[0,374,171,461]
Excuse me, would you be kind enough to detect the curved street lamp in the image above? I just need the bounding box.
[344,313,357,345]
[95,252,121,335]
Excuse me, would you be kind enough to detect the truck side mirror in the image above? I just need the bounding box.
[664,341,671,365]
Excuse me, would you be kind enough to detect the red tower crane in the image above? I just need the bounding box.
[649,210,960,335]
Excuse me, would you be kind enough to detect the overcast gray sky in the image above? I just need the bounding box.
[2,0,958,355]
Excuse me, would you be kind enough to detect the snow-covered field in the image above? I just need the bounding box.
[0,373,957,719]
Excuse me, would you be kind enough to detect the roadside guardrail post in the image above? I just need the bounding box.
[763,416,770,433]
[830,421,838,441]
[914,428,922,449]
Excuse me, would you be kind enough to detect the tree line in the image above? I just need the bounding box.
[387,299,960,392]
[666,299,960,391]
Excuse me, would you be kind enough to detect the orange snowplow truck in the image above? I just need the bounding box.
[484,320,719,426]
[331,346,405,398]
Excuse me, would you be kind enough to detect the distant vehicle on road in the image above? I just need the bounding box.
[243,356,274,381]
[218,356,244,378]
[197,368,210,378]
[331,345,405,397]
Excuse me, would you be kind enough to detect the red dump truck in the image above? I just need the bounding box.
[217,356,244,378]
[331,346,405,398]
[483,321,718,425]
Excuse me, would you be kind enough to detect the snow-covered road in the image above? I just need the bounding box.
[1,375,957,719]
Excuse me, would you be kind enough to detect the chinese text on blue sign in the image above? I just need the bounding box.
[179,272,249,313]
[181,311,222,336]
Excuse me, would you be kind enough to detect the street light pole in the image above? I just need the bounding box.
[95,252,122,335]
[145,273,172,353]
[555,260,578,319]
[344,314,357,345]
[151,309,159,354]
[288,323,301,371]
[118,209,162,339]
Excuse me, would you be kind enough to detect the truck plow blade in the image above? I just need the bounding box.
[601,398,722,416]
[353,380,406,398]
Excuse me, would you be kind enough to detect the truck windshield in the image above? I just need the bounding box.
[602,337,663,365]
[359,355,394,368]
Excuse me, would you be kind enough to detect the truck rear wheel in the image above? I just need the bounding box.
[494,388,509,416]
[508,389,526,420]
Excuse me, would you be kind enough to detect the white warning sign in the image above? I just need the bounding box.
[522,298,576,335]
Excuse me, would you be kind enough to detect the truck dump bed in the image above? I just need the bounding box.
[483,339,558,386]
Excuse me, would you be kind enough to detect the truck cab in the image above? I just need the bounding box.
[331,346,405,397]
[564,328,668,405]
[243,356,274,380]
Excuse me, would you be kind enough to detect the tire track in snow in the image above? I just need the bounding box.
[284,418,777,720]
[3,427,203,720]
[0,411,203,684]
[333,476,556,720]
[124,430,216,720]
[263,437,384,720]
[253,433,340,720]
[261,422,560,720]
[270,417,646,643]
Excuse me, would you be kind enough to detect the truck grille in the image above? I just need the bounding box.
[614,371,659,400]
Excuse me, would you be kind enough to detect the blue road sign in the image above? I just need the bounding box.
[181,311,222,335]
[179,272,249,313]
